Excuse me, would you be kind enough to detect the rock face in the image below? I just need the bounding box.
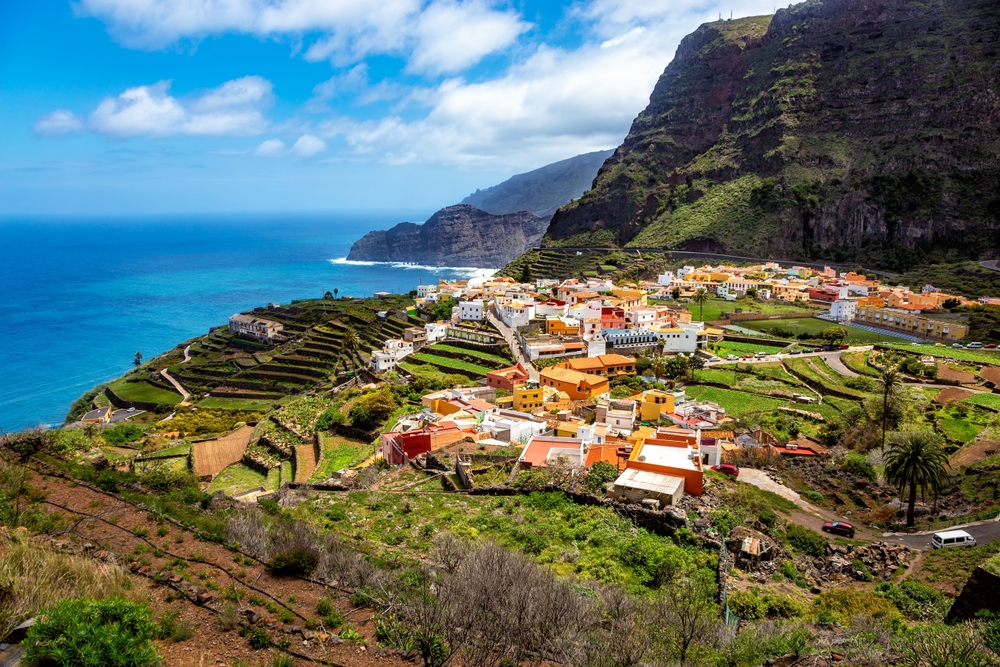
[947,564,1000,622]
[545,0,1000,267]
[461,150,614,218]
[346,205,547,269]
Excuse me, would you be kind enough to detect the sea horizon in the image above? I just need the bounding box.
[0,213,492,432]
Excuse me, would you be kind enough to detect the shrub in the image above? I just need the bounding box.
[103,423,144,445]
[728,589,767,620]
[217,601,241,631]
[582,461,618,493]
[803,490,823,502]
[785,524,827,557]
[339,624,363,643]
[845,376,877,392]
[243,627,271,649]
[842,453,877,481]
[272,654,296,667]
[23,597,161,667]
[811,589,903,626]
[875,580,952,621]
[267,543,319,576]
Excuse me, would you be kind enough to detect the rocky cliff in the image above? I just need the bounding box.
[544,0,1000,268]
[346,205,547,268]
[461,150,614,218]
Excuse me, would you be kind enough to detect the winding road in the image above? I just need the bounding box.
[159,345,192,405]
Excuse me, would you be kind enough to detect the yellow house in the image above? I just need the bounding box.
[611,288,647,310]
[545,316,581,336]
[555,421,581,438]
[634,389,675,422]
[513,383,546,412]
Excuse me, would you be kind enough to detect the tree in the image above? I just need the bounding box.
[133,351,143,368]
[820,326,849,344]
[520,263,532,285]
[653,571,717,667]
[334,288,339,298]
[883,430,949,527]
[878,366,903,451]
[692,288,710,321]
[651,355,667,381]
[746,287,759,299]
[942,298,961,309]
[342,328,361,374]
[671,286,681,300]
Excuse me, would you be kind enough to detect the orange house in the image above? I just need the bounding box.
[487,363,531,391]
[539,366,609,400]
[626,429,703,495]
[556,354,636,377]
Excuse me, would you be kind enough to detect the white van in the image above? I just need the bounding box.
[968,342,983,349]
[931,530,977,549]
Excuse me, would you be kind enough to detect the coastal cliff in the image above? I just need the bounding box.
[544,0,1000,268]
[346,205,547,268]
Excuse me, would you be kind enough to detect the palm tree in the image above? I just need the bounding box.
[692,288,710,322]
[333,288,338,298]
[883,430,949,527]
[342,327,361,375]
[878,366,903,451]
[651,355,666,382]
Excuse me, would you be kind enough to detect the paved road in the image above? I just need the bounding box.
[739,467,1000,550]
[981,260,1000,273]
[486,311,540,382]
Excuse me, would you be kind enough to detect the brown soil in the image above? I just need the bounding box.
[936,363,977,384]
[294,444,318,482]
[20,459,410,667]
[981,367,1000,386]
[950,439,1000,468]
[933,387,976,404]
[191,425,254,478]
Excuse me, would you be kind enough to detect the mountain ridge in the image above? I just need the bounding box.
[544,0,1000,269]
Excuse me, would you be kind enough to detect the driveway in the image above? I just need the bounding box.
[486,311,539,382]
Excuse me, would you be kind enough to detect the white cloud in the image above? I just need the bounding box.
[39,76,273,138]
[291,134,327,156]
[318,0,777,169]
[33,110,85,136]
[77,0,526,74]
[254,139,287,157]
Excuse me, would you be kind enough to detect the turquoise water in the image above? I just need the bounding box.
[1,215,488,431]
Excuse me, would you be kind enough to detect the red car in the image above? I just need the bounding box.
[837,344,850,350]
[822,521,855,538]
[711,464,740,477]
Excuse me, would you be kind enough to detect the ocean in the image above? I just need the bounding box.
[0,214,492,432]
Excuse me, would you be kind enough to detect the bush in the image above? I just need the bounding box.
[811,589,903,626]
[267,543,319,576]
[803,490,823,502]
[785,524,827,557]
[875,580,952,621]
[23,597,161,667]
[728,589,767,620]
[316,407,346,432]
[842,453,877,481]
[582,461,618,493]
[845,376,877,392]
[243,627,271,649]
[103,423,144,445]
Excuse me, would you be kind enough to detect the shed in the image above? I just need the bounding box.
[612,468,684,507]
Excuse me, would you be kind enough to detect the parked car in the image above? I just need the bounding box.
[711,464,740,477]
[822,521,855,538]
[726,354,739,361]
[967,342,983,349]
[931,530,976,549]
[754,351,768,358]
[789,349,802,355]
[837,344,850,350]
[952,343,964,348]
[987,343,998,349]
[802,348,814,353]
[742,354,753,359]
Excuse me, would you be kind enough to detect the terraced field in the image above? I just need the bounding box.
[684,385,789,417]
[427,343,512,366]
[410,353,493,376]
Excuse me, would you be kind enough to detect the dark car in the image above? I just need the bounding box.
[822,521,855,538]
[711,464,740,477]
[802,348,814,353]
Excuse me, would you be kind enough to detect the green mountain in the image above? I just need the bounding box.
[461,149,614,218]
[544,0,1000,269]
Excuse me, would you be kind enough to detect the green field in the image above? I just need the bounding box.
[881,343,1000,366]
[709,341,787,357]
[108,379,182,405]
[208,463,267,496]
[962,393,1000,411]
[198,397,276,411]
[428,344,511,365]
[650,297,818,323]
[938,417,984,443]
[785,357,871,400]
[410,353,492,375]
[684,385,789,416]
[311,434,371,481]
[739,318,908,344]
[841,351,882,377]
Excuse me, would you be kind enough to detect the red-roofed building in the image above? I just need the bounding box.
[381,423,471,465]
[486,363,531,391]
[519,436,586,468]
[770,437,827,457]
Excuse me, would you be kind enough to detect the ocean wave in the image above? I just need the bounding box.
[330,258,495,278]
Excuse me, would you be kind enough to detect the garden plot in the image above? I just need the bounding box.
[191,425,254,479]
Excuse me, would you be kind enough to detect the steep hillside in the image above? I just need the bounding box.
[461,149,614,218]
[545,0,1000,269]
[346,205,547,268]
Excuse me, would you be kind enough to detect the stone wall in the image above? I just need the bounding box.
[947,565,1000,622]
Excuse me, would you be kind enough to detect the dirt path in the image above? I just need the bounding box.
[12,454,407,667]
[159,368,191,405]
[294,444,318,483]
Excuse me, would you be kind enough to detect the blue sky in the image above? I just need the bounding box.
[0,0,776,215]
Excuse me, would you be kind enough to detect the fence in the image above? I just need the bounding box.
[719,541,740,628]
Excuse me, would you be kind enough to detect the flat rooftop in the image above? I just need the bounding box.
[634,442,699,472]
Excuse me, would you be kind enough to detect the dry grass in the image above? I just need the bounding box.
[0,529,144,639]
[191,425,254,478]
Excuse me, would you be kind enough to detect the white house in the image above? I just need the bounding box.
[229,314,285,344]
[650,323,700,354]
[500,301,536,329]
[829,299,858,323]
[482,410,547,444]
[458,300,484,322]
[425,322,448,343]
[657,271,675,287]
[417,284,438,297]
[626,307,657,329]
[372,338,414,373]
